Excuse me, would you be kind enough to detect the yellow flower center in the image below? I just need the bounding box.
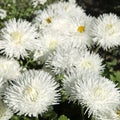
[93,86,105,100]
[23,86,38,102]
[11,31,23,45]
[81,60,92,69]
[0,63,7,70]
[77,26,85,33]
[106,24,112,29]
[46,18,52,24]
[49,40,57,50]
[105,24,115,35]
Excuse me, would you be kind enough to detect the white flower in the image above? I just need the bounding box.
[33,7,58,30]
[34,31,65,62]
[0,100,13,120]
[33,0,85,32]
[0,18,39,59]
[4,70,60,117]
[0,9,7,19]
[91,13,120,50]
[66,15,93,47]
[75,75,120,118]
[44,1,85,36]
[31,0,47,7]
[95,110,120,120]
[0,57,21,81]
[74,51,104,75]
[47,0,85,17]
[48,15,72,35]
[46,42,87,74]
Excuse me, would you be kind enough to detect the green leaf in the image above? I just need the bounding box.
[58,115,70,120]
[115,71,120,81]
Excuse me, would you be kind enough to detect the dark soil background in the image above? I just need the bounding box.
[76,0,120,16]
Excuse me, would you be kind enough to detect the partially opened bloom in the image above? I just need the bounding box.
[91,13,120,50]
[0,19,39,59]
[0,57,21,81]
[0,100,13,120]
[4,70,60,117]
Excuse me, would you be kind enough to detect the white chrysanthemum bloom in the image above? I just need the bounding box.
[4,70,60,117]
[66,15,93,47]
[75,75,120,118]
[34,31,64,62]
[0,100,13,120]
[91,13,120,50]
[0,9,7,19]
[33,7,58,30]
[46,42,87,74]
[31,0,47,7]
[74,51,104,75]
[0,18,39,59]
[47,0,85,17]
[0,57,21,81]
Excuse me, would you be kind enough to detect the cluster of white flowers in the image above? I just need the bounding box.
[0,0,120,119]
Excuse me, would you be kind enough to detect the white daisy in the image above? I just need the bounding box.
[46,42,87,74]
[0,57,21,81]
[74,51,104,75]
[66,15,93,47]
[0,9,7,19]
[0,18,39,59]
[33,7,58,30]
[75,75,120,118]
[4,70,60,117]
[0,100,13,120]
[31,0,47,7]
[91,13,120,50]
